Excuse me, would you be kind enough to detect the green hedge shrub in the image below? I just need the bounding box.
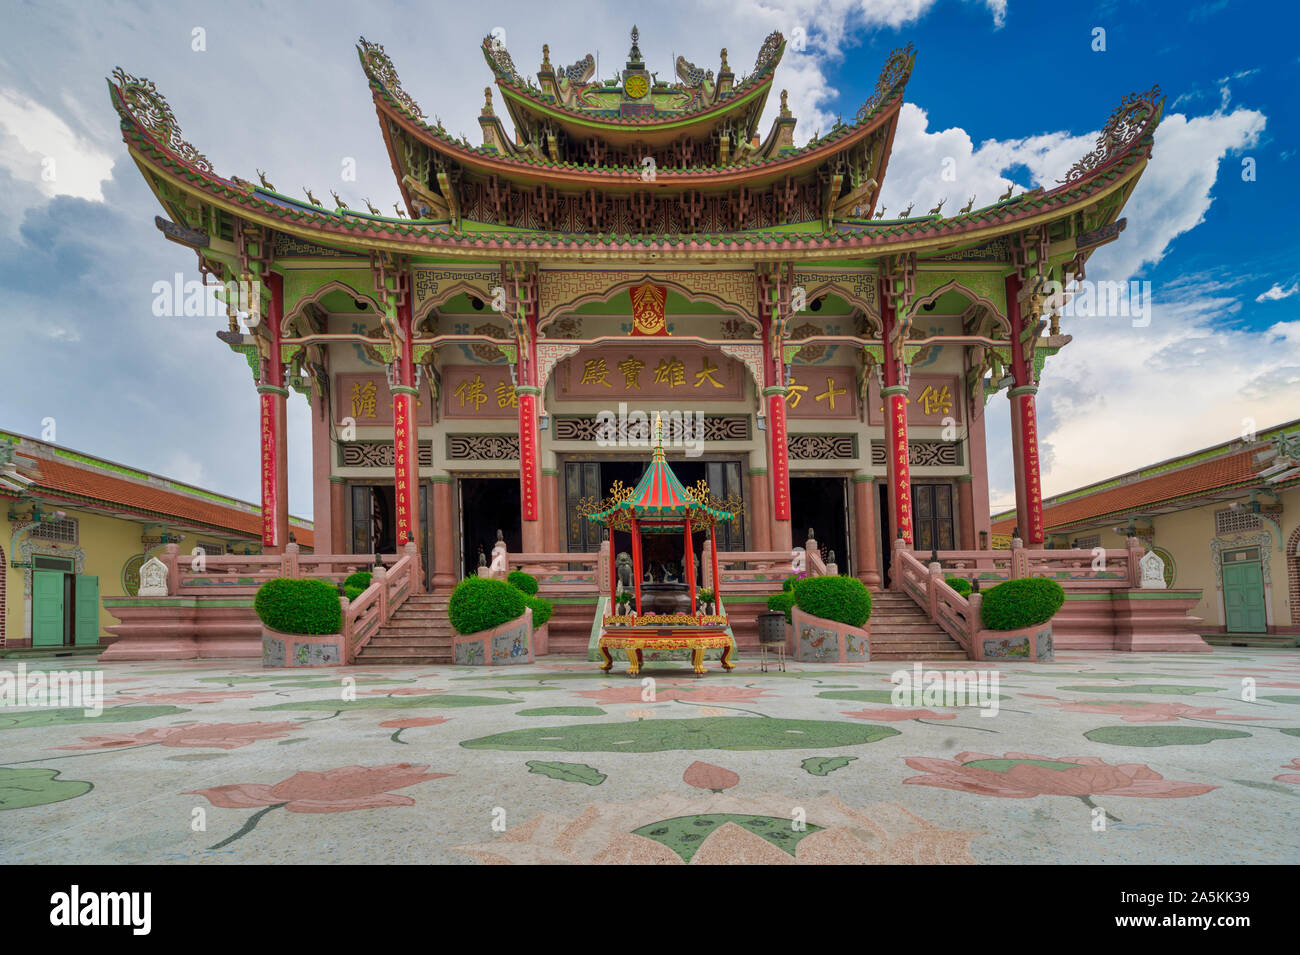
[980,578,1066,631]
[766,591,795,623]
[524,595,553,627]
[344,570,372,591]
[344,585,366,603]
[448,577,526,635]
[945,576,973,598]
[697,589,714,605]
[782,574,800,592]
[793,576,872,627]
[507,570,539,595]
[255,578,342,635]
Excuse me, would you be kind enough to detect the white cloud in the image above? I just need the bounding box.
[0,87,114,202]
[1256,281,1299,303]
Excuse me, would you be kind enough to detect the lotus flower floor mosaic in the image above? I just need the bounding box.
[2,649,1298,865]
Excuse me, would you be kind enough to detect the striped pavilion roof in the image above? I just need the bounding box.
[588,417,735,524]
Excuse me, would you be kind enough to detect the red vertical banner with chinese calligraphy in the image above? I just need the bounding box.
[393,390,413,546]
[767,390,790,520]
[260,390,278,548]
[1018,391,1044,544]
[518,389,540,520]
[884,386,913,544]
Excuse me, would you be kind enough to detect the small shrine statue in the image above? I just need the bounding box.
[615,551,634,591]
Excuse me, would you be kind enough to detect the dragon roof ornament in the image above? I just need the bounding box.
[563,53,595,84]
[357,37,425,120]
[109,67,212,172]
[753,31,784,73]
[1058,85,1163,184]
[855,42,915,123]
[483,33,524,85]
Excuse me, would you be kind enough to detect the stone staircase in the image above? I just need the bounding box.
[354,593,453,665]
[869,591,969,661]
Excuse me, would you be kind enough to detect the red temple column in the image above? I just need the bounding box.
[258,272,290,555]
[1006,274,1045,545]
[853,475,881,588]
[880,292,913,548]
[710,523,722,607]
[762,302,792,553]
[518,297,543,554]
[391,295,420,555]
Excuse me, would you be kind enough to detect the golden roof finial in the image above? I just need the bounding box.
[483,86,493,114]
[720,48,729,72]
[780,89,789,115]
[542,43,550,68]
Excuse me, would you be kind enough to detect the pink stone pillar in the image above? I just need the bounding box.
[853,476,881,588]
[311,389,334,554]
[432,477,456,590]
[541,469,561,553]
[956,475,975,551]
[749,469,771,552]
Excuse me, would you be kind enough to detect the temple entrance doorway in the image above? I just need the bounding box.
[458,478,521,579]
[348,484,430,585]
[791,476,850,576]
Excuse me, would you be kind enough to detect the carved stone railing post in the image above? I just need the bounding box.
[1010,537,1029,579]
[283,541,300,578]
[373,565,389,620]
[927,558,943,618]
[1125,536,1144,588]
[404,540,422,592]
[968,592,983,644]
[163,543,181,594]
[891,537,908,592]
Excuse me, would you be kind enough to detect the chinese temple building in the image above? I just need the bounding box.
[992,418,1300,643]
[106,26,1169,656]
[1,429,312,650]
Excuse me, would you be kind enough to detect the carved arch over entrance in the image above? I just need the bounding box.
[903,278,1010,335]
[281,277,385,333]
[537,271,759,337]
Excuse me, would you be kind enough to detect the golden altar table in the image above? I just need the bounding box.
[598,626,735,676]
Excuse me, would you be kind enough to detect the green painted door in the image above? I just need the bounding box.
[32,570,66,647]
[1223,557,1266,633]
[74,575,100,646]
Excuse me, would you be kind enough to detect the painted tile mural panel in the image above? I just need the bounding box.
[983,636,1030,659]
[262,636,285,668]
[491,625,531,665]
[799,625,840,662]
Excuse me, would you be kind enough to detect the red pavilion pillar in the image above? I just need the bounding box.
[391,294,420,556]
[880,289,913,550]
[258,271,290,555]
[684,516,696,615]
[1006,274,1044,545]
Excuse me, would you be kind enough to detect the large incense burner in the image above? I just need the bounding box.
[582,414,742,675]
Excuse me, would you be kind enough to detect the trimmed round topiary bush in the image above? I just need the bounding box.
[767,591,795,623]
[344,570,372,591]
[782,574,801,592]
[255,578,343,635]
[449,576,527,635]
[524,594,553,627]
[945,576,973,598]
[344,584,366,602]
[507,570,539,595]
[980,577,1066,631]
[793,575,872,627]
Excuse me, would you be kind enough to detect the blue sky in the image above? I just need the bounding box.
[0,0,1296,520]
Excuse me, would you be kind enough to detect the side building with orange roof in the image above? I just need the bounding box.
[991,419,1300,644]
[0,429,312,651]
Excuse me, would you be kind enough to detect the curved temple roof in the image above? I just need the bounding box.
[107,48,1163,264]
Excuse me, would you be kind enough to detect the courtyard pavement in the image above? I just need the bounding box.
[1,648,1297,864]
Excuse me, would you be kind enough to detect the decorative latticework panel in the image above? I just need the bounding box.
[30,518,78,543]
[1215,507,1261,535]
[447,434,521,460]
[869,440,963,467]
[339,442,434,468]
[552,415,750,442]
[788,434,856,459]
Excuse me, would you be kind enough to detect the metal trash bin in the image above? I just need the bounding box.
[757,610,787,672]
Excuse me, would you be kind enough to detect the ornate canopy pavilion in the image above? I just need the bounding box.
[108,26,1163,603]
